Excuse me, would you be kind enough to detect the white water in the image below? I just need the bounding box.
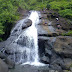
[23,11,39,64]
[21,11,45,66]
[23,11,45,66]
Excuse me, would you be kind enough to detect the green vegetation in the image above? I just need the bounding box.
[0,0,28,41]
[0,0,72,41]
[62,30,72,36]
[49,0,72,19]
[59,9,72,19]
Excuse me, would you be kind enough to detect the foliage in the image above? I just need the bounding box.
[0,0,72,40]
[49,1,71,10]
[59,9,72,19]
[0,0,30,40]
[0,23,4,35]
[0,0,19,40]
[49,0,72,19]
[46,4,51,10]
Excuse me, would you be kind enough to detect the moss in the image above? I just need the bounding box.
[62,30,72,36]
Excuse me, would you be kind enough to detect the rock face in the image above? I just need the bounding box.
[54,36,72,58]
[37,10,72,70]
[22,19,32,29]
[38,36,72,70]
[0,58,8,72]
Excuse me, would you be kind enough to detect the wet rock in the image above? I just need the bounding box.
[0,52,6,59]
[4,57,15,69]
[39,16,43,19]
[38,37,55,65]
[5,49,14,55]
[0,58,8,72]
[38,37,53,57]
[0,41,6,50]
[22,19,32,29]
[13,29,18,32]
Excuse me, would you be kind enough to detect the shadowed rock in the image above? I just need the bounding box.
[0,52,6,59]
[22,19,32,29]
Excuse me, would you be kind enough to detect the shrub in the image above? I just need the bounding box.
[46,4,51,10]
[59,9,72,19]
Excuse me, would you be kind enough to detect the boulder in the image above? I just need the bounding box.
[22,19,32,29]
[0,58,8,72]
[53,36,72,58]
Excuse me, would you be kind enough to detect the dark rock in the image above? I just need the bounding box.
[45,49,52,56]
[51,15,56,18]
[39,16,43,19]
[0,41,6,51]
[22,19,32,29]
[38,37,53,64]
[50,56,66,70]
[38,33,59,37]
[40,56,49,64]
[14,29,18,32]
[0,58,8,72]
[0,52,6,59]
[47,12,59,19]
[5,49,14,55]
[49,64,62,70]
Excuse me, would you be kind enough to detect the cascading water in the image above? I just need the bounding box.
[20,11,40,65]
[7,11,45,66]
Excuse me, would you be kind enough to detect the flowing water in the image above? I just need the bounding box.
[20,11,40,65]
[7,11,45,66]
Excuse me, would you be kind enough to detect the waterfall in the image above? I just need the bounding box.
[20,11,40,64]
[6,11,45,66]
